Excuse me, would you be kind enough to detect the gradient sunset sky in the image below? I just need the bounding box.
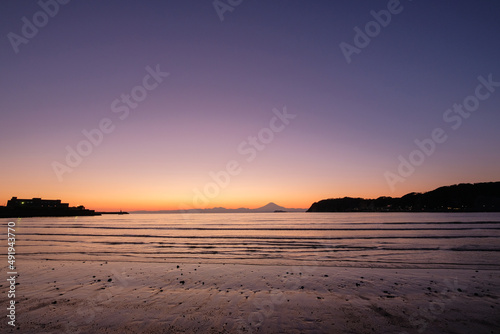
[1,1,499,211]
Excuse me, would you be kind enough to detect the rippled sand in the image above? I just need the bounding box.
[4,213,500,332]
[2,259,499,333]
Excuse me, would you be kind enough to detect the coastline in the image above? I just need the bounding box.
[0,210,129,218]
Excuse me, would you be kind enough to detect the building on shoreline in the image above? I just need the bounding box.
[7,197,71,209]
[0,197,98,218]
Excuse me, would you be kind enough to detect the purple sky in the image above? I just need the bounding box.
[1,0,499,210]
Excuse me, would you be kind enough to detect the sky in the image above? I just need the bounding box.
[1,0,499,211]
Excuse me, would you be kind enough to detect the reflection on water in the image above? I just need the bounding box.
[4,212,500,269]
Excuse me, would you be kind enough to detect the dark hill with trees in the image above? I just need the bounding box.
[307,182,500,212]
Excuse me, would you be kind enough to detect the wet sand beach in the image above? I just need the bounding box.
[2,213,500,333]
[2,259,499,333]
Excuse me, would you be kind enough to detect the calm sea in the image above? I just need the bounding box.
[5,212,500,269]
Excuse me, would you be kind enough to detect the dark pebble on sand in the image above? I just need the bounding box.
[108,278,112,282]
[300,286,304,289]
[180,281,185,284]
[52,301,57,304]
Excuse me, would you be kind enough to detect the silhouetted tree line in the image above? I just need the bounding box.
[307,182,500,212]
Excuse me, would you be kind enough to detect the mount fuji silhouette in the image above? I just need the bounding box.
[253,202,288,212]
[132,202,306,214]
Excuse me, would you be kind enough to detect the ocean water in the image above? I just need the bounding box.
[5,212,500,269]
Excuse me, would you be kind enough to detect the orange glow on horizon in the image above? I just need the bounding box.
[1,163,497,212]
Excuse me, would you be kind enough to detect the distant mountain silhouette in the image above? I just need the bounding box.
[253,202,287,212]
[133,202,306,214]
[307,182,500,212]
